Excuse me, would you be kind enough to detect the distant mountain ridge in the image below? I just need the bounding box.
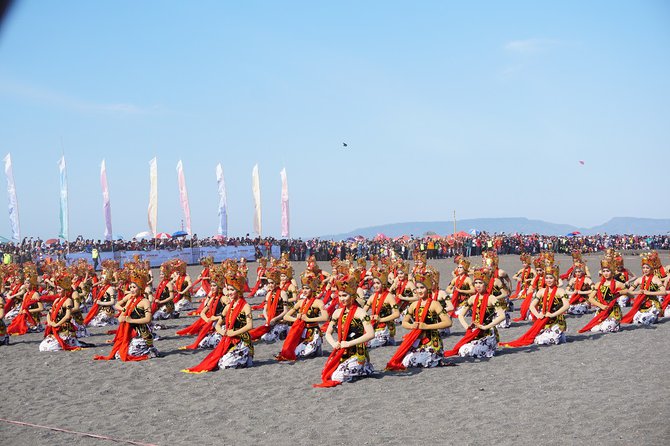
[320,217,670,240]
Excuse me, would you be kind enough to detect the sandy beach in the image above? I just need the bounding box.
[1,253,668,446]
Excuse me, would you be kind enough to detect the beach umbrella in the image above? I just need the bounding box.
[427,234,442,240]
[394,235,410,241]
[134,231,152,240]
[469,229,480,236]
[172,230,188,238]
[373,233,389,241]
[454,231,470,238]
[212,235,226,241]
[155,232,172,239]
[45,238,59,245]
[354,235,365,242]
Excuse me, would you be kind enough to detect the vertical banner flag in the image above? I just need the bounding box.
[176,160,192,235]
[280,168,290,238]
[58,155,69,241]
[100,159,113,241]
[3,153,20,242]
[216,163,227,237]
[252,164,262,236]
[148,157,158,237]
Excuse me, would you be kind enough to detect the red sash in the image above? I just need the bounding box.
[173,275,188,303]
[500,287,557,348]
[578,279,618,333]
[313,306,358,388]
[369,291,389,328]
[44,295,80,351]
[247,267,267,297]
[449,275,468,316]
[179,295,224,347]
[83,284,111,326]
[568,277,587,305]
[386,297,433,371]
[182,298,247,373]
[94,295,149,361]
[512,267,531,299]
[7,290,38,335]
[249,288,283,340]
[276,297,317,361]
[151,280,170,313]
[621,275,653,324]
[559,265,574,281]
[444,293,489,357]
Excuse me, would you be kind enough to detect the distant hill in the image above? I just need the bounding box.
[320,217,670,240]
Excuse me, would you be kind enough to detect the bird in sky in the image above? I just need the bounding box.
[342,142,348,148]
[579,160,585,165]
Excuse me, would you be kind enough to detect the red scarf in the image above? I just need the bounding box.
[93,295,149,361]
[152,279,170,313]
[182,298,248,373]
[83,284,111,326]
[501,286,557,348]
[249,288,283,340]
[450,274,468,316]
[559,265,574,281]
[621,275,654,324]
[44,294,80,351]
[313,305,358,387]
[276,296,318,361]
[512,267,531,298]
[370,291,389,328]
[386,297,433,371]
[173,275,188,303]
[578,279,619,333]
[180,294,225,349]
[444,293,489,357]
[568,276,586,305]
[7,290,38,335]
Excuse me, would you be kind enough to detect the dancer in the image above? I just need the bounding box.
[152,261,177,320]
[501,264,569,347]
[314,276,374,387]
[511,253,534,299]
[250,269,290,342]
[620,253,665,325]
[444,268,506,359]
[172,260,193,313]
[94,268,160,360]
[7,266,43,335]
[84,262,118,327]
[39,273,84,352]
[445,257,474,317]
[565,262,593,315]
[579,257,628,333]
[386,269,451,370]
[276,272,328,361]
[0,294,8,345]
[363,267,399,348]
[182,273,253,373]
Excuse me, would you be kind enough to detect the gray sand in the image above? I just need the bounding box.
[1,253,668,446]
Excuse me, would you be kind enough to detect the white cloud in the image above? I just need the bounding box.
[0,78,165,115]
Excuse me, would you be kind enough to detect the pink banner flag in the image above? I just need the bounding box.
[176,160,192,235]
[100,159,113,241]
[280,168,289,238]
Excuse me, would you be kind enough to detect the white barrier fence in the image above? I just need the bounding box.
[65,245,281,268]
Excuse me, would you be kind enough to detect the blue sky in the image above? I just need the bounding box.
[0,1,668,240]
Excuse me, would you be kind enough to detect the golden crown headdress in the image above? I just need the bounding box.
[473,267,491,284]
[370,266,389,288]
[571,249,583,261]
[225,271,246,292]
[414,268,436,289]
[334,276,358,295]
[300,271,321,291]
[519,252,531,264]
[600,257,616,270]
[544,264,560,278]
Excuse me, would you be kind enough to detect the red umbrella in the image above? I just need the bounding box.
[373,233,389,241]
[45,238,59,245]
[155,232,171,240]
[394,235,410,241]
[454,231,470,238]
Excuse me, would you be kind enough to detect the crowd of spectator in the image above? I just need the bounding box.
[1,232,668,265]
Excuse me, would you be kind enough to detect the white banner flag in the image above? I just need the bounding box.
[216,163,227,237]
[176,160,192,235]
[252,164,262,236]
[100,159,113,241]
[280,168,289,238]
[58,155,68,241]
[3,153,20,242]
[148,157,158,237]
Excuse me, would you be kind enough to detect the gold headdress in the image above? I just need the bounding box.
[300,271,321,291]
[225,270,246,292]
[129,268,150,289]
[544,264,560,278]
[370,266,389,288]
[519,252,531,264]
[56,272,73,290]
[265,268,281,284]
[413,251,426,264]
[473,267,491,283]
[457,257,471,271]
[259,257,268,267]
[600,257,616,271]
[200,256,214,267]
[396,260,409,274]
[571,249,583,262]
[640,252,653,268]
[334,276,358,295]
[210,264,227,288]
[279,265,294,280]
[22,262,38,287]
[414,268,436,289]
